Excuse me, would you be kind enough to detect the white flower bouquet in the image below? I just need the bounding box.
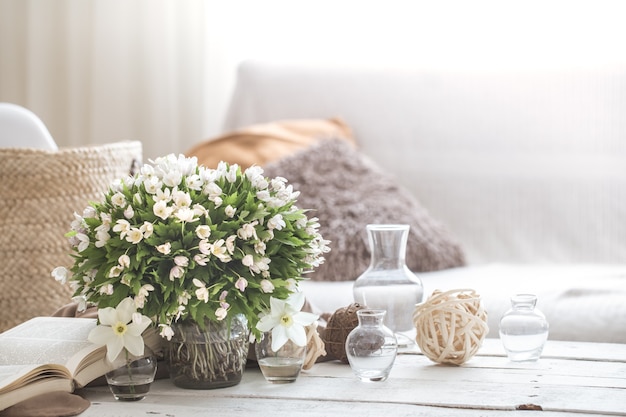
[55,154,329,342]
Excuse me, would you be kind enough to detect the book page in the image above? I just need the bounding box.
[0,317,97,366]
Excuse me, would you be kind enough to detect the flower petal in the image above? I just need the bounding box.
[116,297,136,324]
[287,291,306,311]
[105,336,124,363]
[123,334,146,357]
[285,323,307,347]
[97,306,118,326]
[256,314,280,332]
[271,326,289,351]
[126,319,151,337]
[293,311,318,327]
[88,325,114,346]
[269,296,287,314]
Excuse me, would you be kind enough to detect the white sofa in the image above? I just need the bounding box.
[222,60,626,343]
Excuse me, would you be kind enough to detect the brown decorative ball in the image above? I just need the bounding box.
[322,303,366,363]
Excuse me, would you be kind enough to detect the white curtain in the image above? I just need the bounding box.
[0,0,212,160]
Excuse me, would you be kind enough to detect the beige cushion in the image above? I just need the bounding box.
[186,118,355,169]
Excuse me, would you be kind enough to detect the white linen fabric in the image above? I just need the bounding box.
[301,264,626,344]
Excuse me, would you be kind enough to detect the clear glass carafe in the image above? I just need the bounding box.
[353,224,423,345]
[345,309,398,382]
[499,294,549,362]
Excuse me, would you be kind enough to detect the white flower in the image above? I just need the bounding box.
[72,295,88,312]
[76,233,90,252]
[163,169,183,188]
[204,182,222,200]
[143,176,161,194]
[172,189,192,208]
[111,192,126,208]
[194,254,208,266]
[242,254,254,268]
[193,278,209,302]
[95,229,110,248]
[123,205,134,219]
[169,265,185,281]
[118,254,131,268]
[109,265,123,278]
[140,221,154,238]
[235,277,248,292]
[153,200,173,220]
[134,284,154,308]
[174,256,189,267]
[256,292,318,351]
[210,239,231,262]
[225,235,236,254]
[192,203,208,218]
[215,307,228,321]
[260,279,275,293]
[125,228,143,244]
[159,324,175,341]
[267,214,286,230]
[254,241,266,255]
[88,298,152,362]
[99,283,114,295]
[154,187,171,203]
[51,266,68,284]
[224,205,236,218]
[156,242,172,255]
[196,225,211,239]
[112,219,131,239]
[237,222,258,240]
[186,174,203,191]
[285,278,298,292]
[174,206,196,223]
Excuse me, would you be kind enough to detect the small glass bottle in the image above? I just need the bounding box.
[353,224,423,345]
[345,309,398,382]
[499,294,549,362]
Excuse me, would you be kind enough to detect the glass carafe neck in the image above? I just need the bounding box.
[366,224,409,269]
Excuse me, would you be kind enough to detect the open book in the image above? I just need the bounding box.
[0,317,162,411]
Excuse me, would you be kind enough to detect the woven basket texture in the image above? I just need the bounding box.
[0,141,142,332]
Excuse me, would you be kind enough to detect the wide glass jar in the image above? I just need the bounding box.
[353,224,423,344]
[167,315,249,389]
[499,294,549,362]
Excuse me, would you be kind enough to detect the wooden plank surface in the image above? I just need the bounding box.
[78,340,626,416]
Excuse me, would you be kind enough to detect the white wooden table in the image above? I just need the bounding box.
[78,339,626,416]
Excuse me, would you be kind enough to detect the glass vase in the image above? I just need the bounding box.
[345,309,398,382]
[167,314,249,389]
[499,294,549,362]
[352,224,423,345]
[255,331,306,384]
[105,349,157,401]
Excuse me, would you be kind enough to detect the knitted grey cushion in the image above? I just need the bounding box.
[262,139,466,282]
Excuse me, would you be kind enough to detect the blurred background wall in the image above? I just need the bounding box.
[0,0,624,159]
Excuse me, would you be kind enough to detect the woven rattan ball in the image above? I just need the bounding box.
[413,289,488,365]
[322,303,366,363]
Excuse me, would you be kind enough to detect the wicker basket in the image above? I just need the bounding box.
[0,142,142,332]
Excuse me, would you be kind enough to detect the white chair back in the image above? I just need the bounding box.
[0,103,57,150]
